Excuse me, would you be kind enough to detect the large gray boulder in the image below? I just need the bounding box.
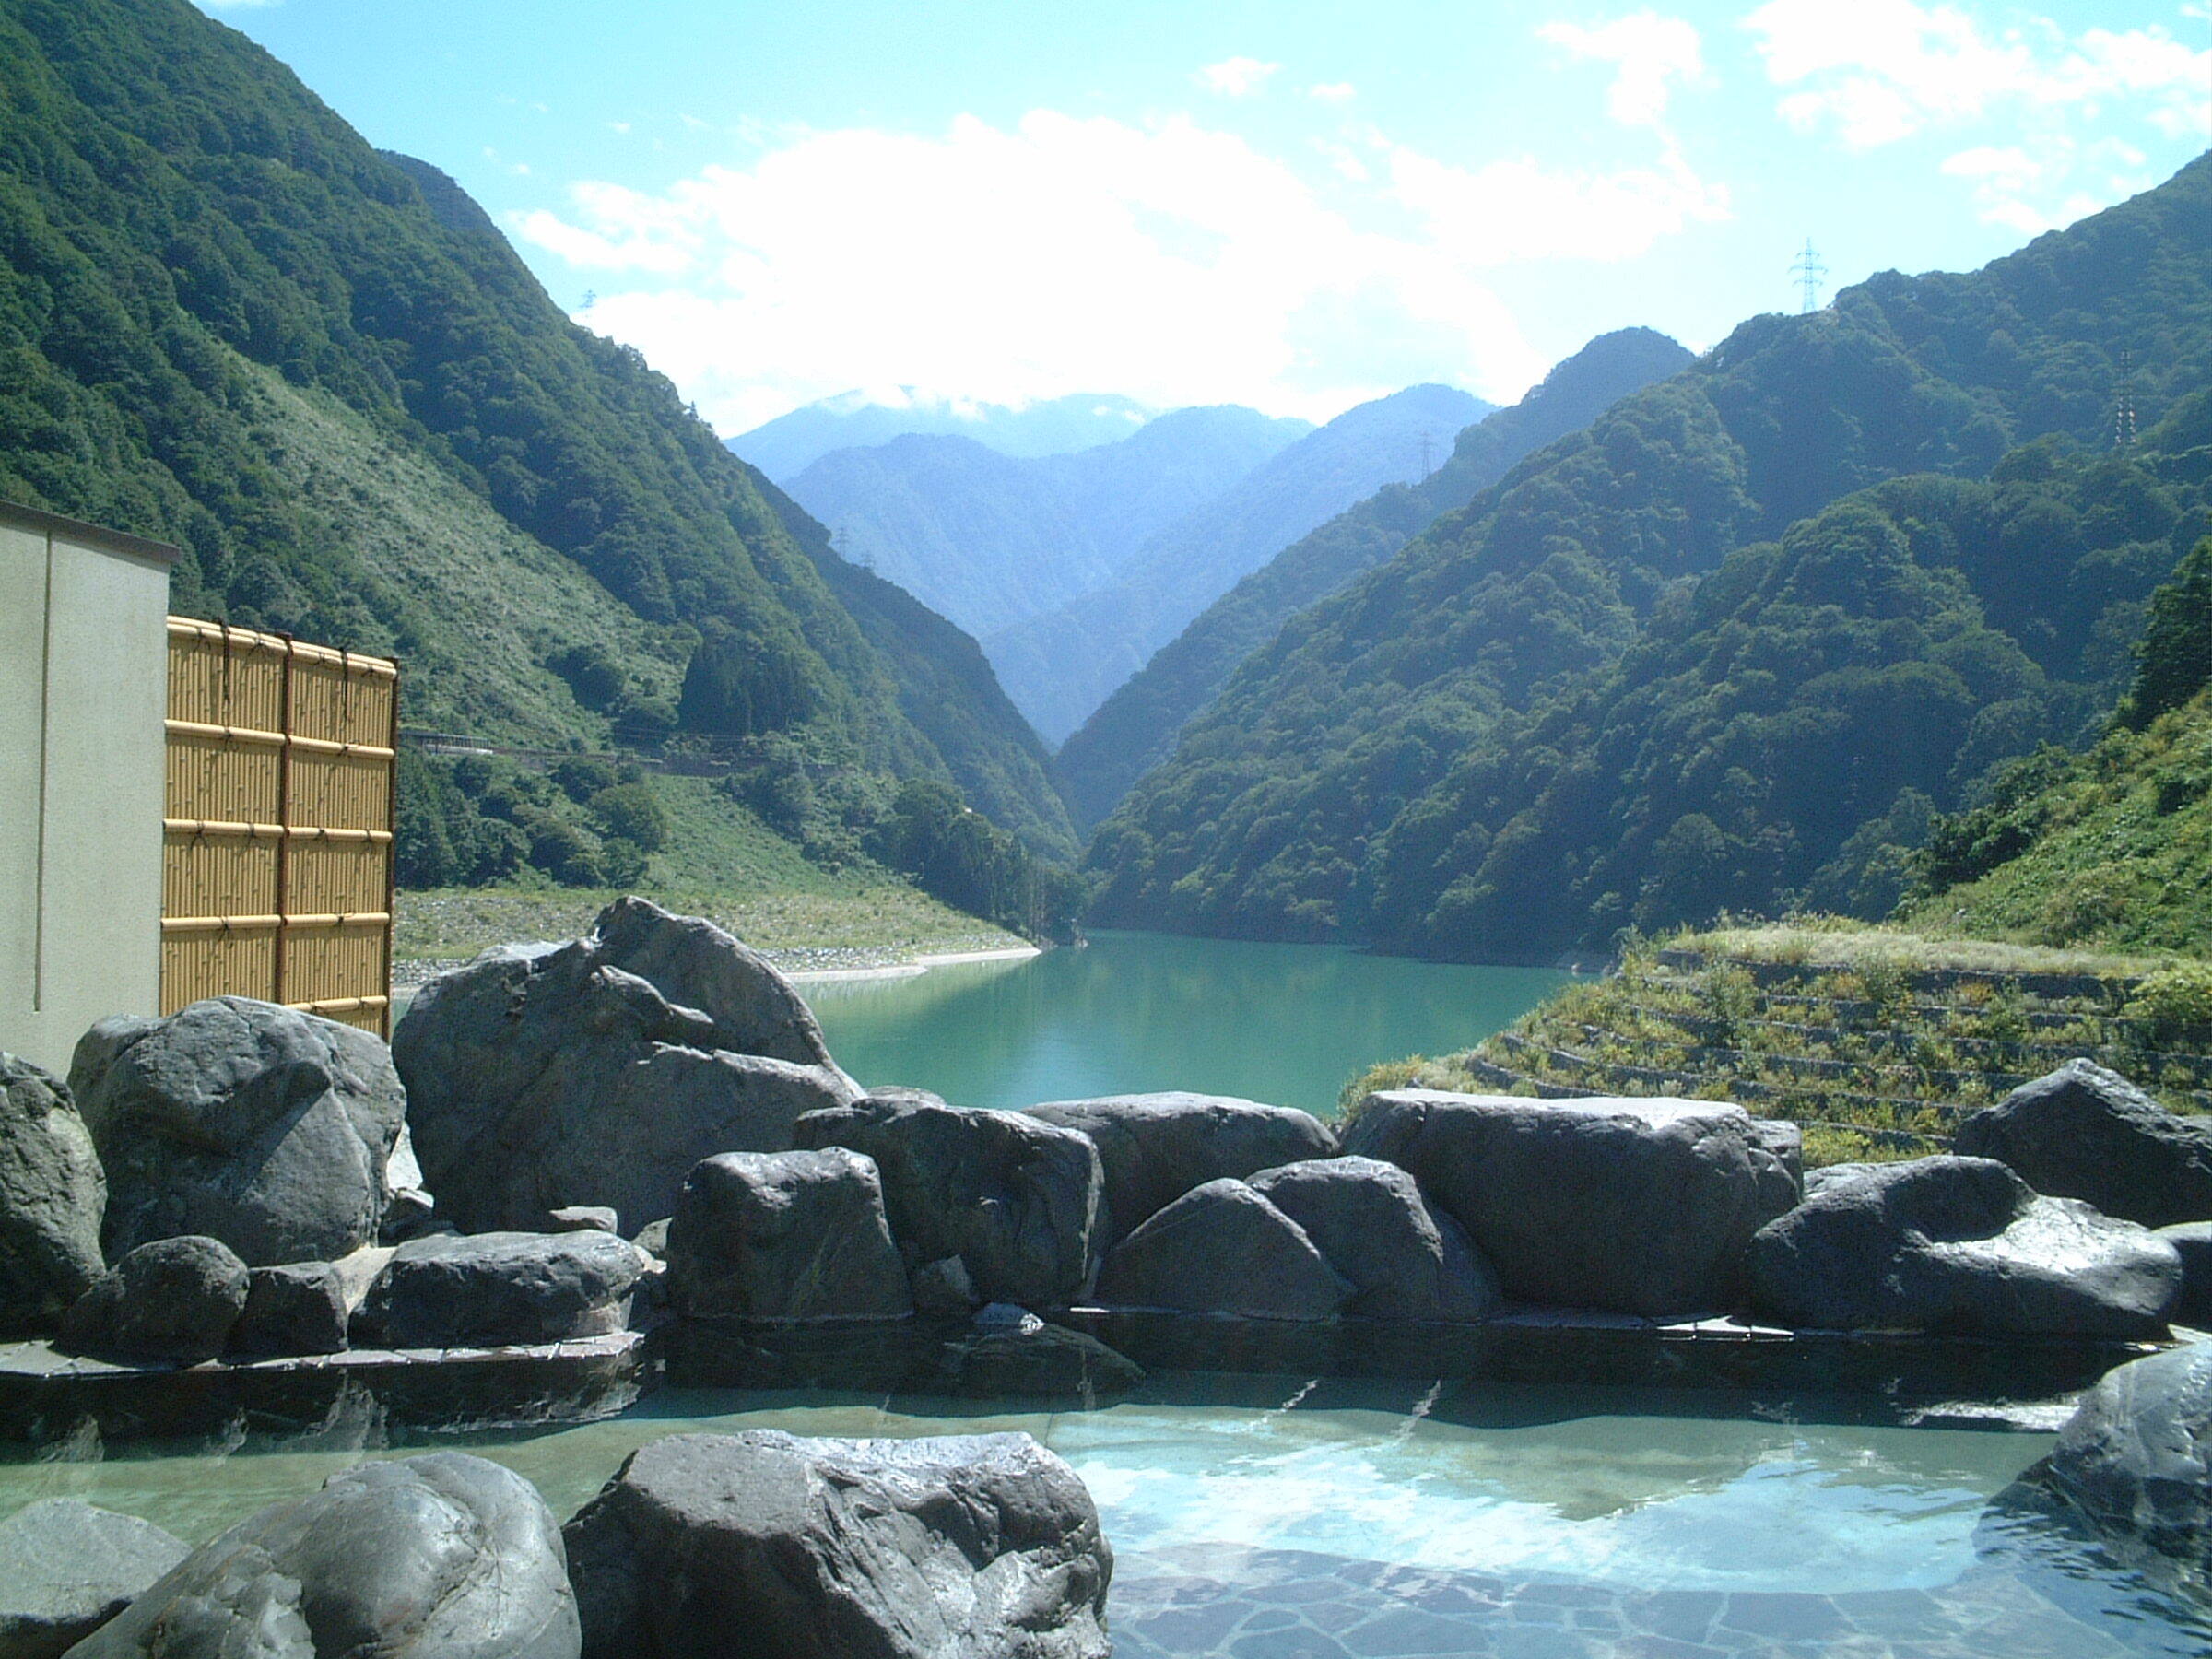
[2044,1341,2212,1567]
[1095,1178,1351,1321]
[68,1453,578,1658]
[394,898,862,1234]
[563,1430,1110,1659]
[68,999,406,1267]
[56,1235,248,1364]
[1023,1092,1336,1247]
[794,1091,1100,1307]
[665,1149,912,1323]
[1344,1091,1801,1316]
[2159,1221,2212,1327]
[1747,1155,2181,1337]
[1247,1157,1500,1323]
[0,1500,185,1659]
[353,1230,649,1349]
[0,1055,106,1335]
[232,1262,349,1357]
[1954,1060,2212,1228]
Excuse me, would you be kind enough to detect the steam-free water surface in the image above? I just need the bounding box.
[5,1377,2206,1656]
[803,929,1571,1114]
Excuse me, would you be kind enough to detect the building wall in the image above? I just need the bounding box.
[0,504,176,1077]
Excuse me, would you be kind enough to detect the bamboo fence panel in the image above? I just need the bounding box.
[160,619,399,1036]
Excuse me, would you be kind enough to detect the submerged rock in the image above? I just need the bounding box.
[0,1498,185,1659]
[0,1054,106,1335]
[70,1453,577,1657]
[665,1149,912,1324]
[1954,1060,2212,1228]
[1345,1091,1800,1316]
[56,1235,248,1365]
[353,1230,649,1348]
[2043,1341,2212,1569]
[1747,1155,2180,1337]
[394,898,862,1234]
[795,1091,1100,1307]
[1024,1092,1337,1248]
[1096,1177,1351,1321]
[69,998,406,1267]
[563,1430,1110,1659]
[936,1312,1145,1397]
[1247,1156,1500,1323]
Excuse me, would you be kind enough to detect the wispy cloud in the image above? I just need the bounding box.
[1539,12,1710,129]
[1198,57,1283,98]
[1307,82,1358,103]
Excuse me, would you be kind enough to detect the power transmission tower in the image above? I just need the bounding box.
[2113,349,2138,449]
[1789,239,1828,314]
[1418,431,1434,482]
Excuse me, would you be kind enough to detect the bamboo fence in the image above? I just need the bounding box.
[160,618,398,1035]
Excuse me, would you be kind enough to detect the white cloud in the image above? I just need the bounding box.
[1539,12,1709,128]
[513,111,1731,431]
[1198,57,1283,98]
[1308,82,1359,103]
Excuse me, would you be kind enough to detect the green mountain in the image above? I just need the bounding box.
[1055,329,1692,830]
[1901,534,2212,954]
[782,405,1310,641]
[729,391,1158,483]
[1088,157,2212,959]
[987,383,1496,744]
[0,0,1072,853]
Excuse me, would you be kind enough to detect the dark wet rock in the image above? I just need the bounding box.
[0,1054,106,1335]
[794,1090,1100,1307]
[2043,1341,2212,1567]
[0,1498,186,1659]
[68,998,406,1267]
[912,1255,979,1313]
[1095,1178,1351,1321]
[1344,1091,1801,1316]
[936,1311,1144,1397]
[232,1261,349,1357]
[70,1452,577,1657]
[547,1206,619,1234]
[665,1149,912,1323]
[2159,1221,2212,1327]
[1023,1092,1337,1247]
[394,898,862,1234]
[1747,1155,2180,1336]
[1247,1156,1500,1323]
[563,1430,1110,1659]
[56,1235,248,1364]
[1954,1060,2212,1228]
[353,1230,649,1348]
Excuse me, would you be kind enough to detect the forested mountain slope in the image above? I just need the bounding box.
[1088,156,2212,959]
[987,383,1494,743]
[1055,329,1691,829]
[782,404,1309,641]
[0,0,1072,853]
[730,391,1157,484]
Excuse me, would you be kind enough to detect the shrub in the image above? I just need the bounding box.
[588,782,668,853]
[2128,965,2212,1045]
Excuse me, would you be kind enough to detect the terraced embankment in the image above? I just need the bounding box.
[1351,928,2212,1165]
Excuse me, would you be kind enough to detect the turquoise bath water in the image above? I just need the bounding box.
[804,929,1571,1116]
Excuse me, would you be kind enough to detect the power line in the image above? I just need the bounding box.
[1789,238,1828,314]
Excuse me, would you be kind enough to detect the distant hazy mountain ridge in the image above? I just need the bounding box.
[729,391,1159,483]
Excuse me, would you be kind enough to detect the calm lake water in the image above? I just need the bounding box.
[802,929,1571,1118]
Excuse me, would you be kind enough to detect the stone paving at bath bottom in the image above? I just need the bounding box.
[1107,1541,2206,1659]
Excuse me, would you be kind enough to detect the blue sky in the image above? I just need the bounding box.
[197,0,2210,433]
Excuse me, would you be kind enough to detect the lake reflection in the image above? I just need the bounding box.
[803,929,1569,1117]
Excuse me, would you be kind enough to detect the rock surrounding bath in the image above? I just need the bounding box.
[1344,1091,1800,1316]
[0,1499,185,1659]
[353,1230,648,1349]
[665,1148,912,1323]
[935,1306,1144,1396]
[1024,1092,1337,1248]
[1747,1155,2181,1337]
[1247,1156,1500,1322]
[795,1090,1100,1307]
[394,898,862,1234]
[69,1453,578,1658]
[1096,1177,1351,1321]
[57,1235,248,1364]
[68,998,406,1267]
[1954,1060,2212,1228]
[0,1054,106,1335]
[2158,1220,2212,1326]
[2044,1340,2212,1567]
[563,1430,1111,1659]
[232,1261,349,1357]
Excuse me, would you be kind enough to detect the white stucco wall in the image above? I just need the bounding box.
[0,503,176,1077]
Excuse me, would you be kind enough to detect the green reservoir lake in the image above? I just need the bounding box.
[803,929,1571,1118]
